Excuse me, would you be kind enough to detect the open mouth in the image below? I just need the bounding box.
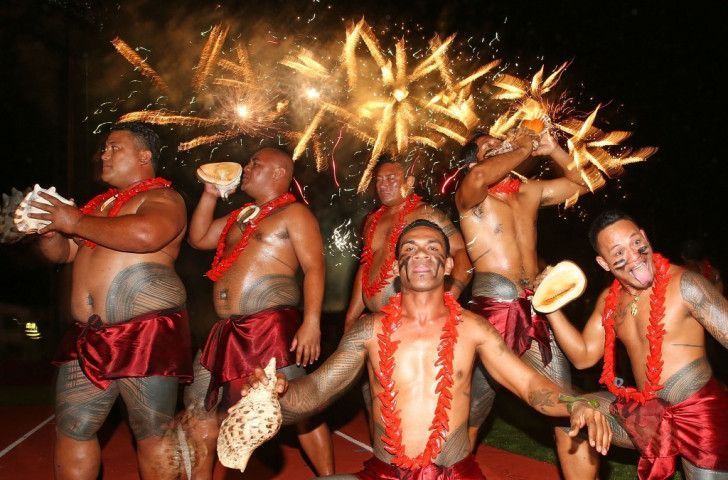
[629,261,652,287]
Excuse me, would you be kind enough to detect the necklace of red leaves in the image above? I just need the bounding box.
[599,253,671,404]
[206,192,296,281]
[79,177,171,249]
[360,194,422,298]
[487,176,522,195]
[376,292,461,469]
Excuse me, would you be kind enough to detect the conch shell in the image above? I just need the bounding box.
[0,187,29,244]
[13,185,74,234]
[217,357,282,472]
[196,162,243,199]
[532,261,587,313]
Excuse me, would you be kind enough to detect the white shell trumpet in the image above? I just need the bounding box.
[13,185,74,234]
[197,162,243,199]
[0,187,29,244]
[217,357,283,472]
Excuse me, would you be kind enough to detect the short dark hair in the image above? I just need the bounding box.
[395,219,451,257]
[588,209,636,252]
[457,130,489,170]
[375,155,408,176]
[110,122,161,172]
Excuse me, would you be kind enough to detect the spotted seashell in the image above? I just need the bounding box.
[13,184,74,233]
[0,187,29,244]
[217,357,282,472]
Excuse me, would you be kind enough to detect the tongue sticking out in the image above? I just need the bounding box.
[631,263,653,287]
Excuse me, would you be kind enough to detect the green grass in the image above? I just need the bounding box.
[481,392,685,479]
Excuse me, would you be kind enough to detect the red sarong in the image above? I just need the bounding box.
[53,309,193,389]
[610,378,728,479]
[468,291,552,366]
[200,307,300,410]
[354,455,485,479]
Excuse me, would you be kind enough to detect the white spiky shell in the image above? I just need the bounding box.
[0,188,28,244]
[13,184,74,233]
[217,358,282,472]
[197,162,242,200]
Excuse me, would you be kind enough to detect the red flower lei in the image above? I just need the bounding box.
[376,292,461,469]
[360,194,422,298]
[205,192,296,282]
[488,177,522,194]
[599,253,671,404]
[79,177,172,248]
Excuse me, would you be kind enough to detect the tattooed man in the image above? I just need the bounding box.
[343,158,471,434]
[546,210,728,479]
[182,147,333,478]
[243,219,611,479]
[33,123,192,479]
[454,129,590,455]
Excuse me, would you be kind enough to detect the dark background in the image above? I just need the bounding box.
[0,0,725,384]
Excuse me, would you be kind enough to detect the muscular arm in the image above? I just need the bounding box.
[344,265,366,333]
[72,192,185,252]
[545,290,607,369]
[680,270,728,349]
[35,232,78,264]
[424,206,471,297]
[289,205,325,326]
[188,187,228,250]
[280,315,373,424]
[455,145,532,211]
[473,314,569,417]
[529,136,589,207]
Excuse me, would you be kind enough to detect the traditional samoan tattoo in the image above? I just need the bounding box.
[527,388,557,413]
[280,315,373,424]
[238,274,300,316]
[372,422,391,462]
[434,423,471,467]
[471,272,519,299]
[56,361,119,440]
[105,263,186,324]
[118,375,177,439]
[658,356,712,405]
[184,351,218,416]
[680,270,728,349]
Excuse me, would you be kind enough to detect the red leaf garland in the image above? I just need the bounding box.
[599,253,671,404]
[376,292,462,469]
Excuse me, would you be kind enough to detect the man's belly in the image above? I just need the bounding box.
[213,272,301,318]
[471,271,522,300]
[71,259,186,324]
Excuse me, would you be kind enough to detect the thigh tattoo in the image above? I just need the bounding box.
[119,375,178,440]
[55,361,119,440]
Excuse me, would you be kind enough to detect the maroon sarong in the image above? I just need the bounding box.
[611,378,728,479]
[468,291,552,366]
[200,307,300,410]
[354,455,485,479]
[53,309,193,389]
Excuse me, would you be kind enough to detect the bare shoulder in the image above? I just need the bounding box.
[678,265,715,303]
[138,187,185,211]
[460,309,500,338]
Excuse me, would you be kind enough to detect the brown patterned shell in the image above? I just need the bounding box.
[217,357,282,472]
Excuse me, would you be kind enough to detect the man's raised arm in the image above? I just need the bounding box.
[455,134,534,211]
[529,133,589,207]
[279,315,373,424]
[680,269,728,349]
[188,183,229,250]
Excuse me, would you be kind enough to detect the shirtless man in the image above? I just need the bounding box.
[454,129,589,452]
[182,147,333,478]
[243,219,611,479]
[545,210,728,479]
[344,159,472,329]
[32,122,191,479]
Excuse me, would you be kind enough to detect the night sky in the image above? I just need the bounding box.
[0,0,726,345]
